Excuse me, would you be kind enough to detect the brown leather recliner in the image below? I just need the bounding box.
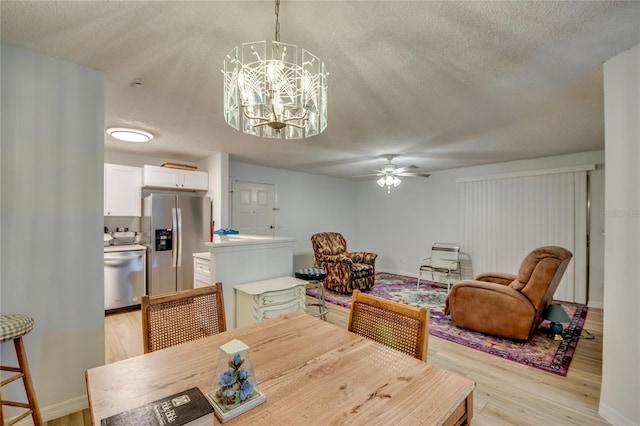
[444,246,573,340]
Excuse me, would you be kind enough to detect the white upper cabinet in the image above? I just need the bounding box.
[142,165,208,190]
[104,164,142,216]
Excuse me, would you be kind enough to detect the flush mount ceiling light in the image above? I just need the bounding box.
[106,127,154,143]
[222,0,328,139]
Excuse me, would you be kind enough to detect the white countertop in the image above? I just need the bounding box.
[193,251,210,259]
[234,276,308,295]
[204,234,295,248]
[104,244,147,253]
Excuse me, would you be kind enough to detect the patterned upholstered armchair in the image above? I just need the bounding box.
[311,232,378,294]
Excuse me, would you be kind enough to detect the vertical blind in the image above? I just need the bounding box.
[459,171,588,303]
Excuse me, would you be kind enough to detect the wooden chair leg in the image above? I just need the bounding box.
[13,337,43,426]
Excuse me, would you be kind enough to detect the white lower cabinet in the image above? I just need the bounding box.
[235,277,307,327]
[193,253,212,288]
[194,272,210,289]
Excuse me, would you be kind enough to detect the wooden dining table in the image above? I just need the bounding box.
[86,312,475,425]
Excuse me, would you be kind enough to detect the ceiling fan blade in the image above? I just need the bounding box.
[396,172,431,178]
[352,168,385,178]
[352,173,384,178]
[393,165,418,174]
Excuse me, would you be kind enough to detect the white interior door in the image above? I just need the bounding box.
[231,181,276,236]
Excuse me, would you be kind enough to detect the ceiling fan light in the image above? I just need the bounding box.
[377,174,402,193]
[365,155,427,193]
[106,127,153,143]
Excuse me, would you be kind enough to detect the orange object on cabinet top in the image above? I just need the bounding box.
[161,162,198,171]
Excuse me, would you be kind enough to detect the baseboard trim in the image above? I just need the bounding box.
[13,395,88,426]
[587,300,604,309]
[599,401,636,426]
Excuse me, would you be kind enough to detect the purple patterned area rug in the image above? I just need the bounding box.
[306,272,588,376]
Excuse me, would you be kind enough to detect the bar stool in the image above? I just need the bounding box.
[0,314,43,426]
[295,268,329,321]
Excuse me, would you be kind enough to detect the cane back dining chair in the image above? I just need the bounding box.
[417,242,461,292]
[142,284,227,353]
[348,290,429,361]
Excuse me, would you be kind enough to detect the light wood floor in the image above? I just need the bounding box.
[47,299,607,425]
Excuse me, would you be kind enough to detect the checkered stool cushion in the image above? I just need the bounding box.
[295,268,327,281]
[0,314,34,343]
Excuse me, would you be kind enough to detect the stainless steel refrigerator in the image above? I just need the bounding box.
[142,193,211,296]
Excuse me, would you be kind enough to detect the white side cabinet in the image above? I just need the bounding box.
[235,277,307,327]
[104,164,142,216]
[143,165,208,190]
[193,252,211,289]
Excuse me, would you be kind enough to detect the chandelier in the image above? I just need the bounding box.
[222,0,328,139]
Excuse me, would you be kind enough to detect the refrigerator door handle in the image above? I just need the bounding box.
[177,207,183,267]
[171,207,178,268]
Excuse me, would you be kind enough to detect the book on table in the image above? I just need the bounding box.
[100,387,214,426]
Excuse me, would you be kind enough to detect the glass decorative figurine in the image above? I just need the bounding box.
[207,339,266,423]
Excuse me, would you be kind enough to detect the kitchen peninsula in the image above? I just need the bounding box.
[203,234,296,329]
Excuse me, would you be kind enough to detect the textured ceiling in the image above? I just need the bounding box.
[2,1,639,178]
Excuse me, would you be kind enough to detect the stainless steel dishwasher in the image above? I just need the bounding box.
[104,247,147,313]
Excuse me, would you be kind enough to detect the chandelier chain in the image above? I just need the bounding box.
[274,0,281,43]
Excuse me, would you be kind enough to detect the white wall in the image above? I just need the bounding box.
[105,152,156,166]
[0,45,104,420]
[600,43,640,425]
[229,161,360,270]
[197,152,229,230]
[357,168,460,277]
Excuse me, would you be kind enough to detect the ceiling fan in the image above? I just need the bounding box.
[354,155,430,193]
